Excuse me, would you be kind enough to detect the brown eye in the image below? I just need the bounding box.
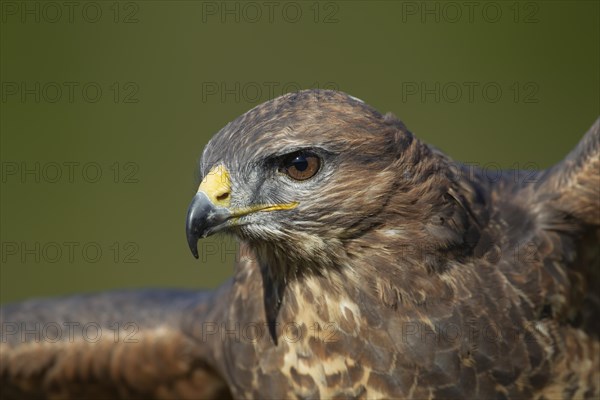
[281,152,320,181]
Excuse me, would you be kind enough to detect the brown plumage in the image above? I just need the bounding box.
[1,90,599,399]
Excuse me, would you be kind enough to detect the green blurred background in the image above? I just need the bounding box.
[1,1,598,304]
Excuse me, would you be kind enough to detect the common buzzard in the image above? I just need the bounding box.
[1,90,599,399]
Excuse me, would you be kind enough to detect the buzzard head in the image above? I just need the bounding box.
[186,89,476,284]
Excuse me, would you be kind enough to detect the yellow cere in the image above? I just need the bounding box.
[198,164,232,207]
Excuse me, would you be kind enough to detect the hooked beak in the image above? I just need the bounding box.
[185,191,232,258]
[186,164,233,259]
[185,164,299,259]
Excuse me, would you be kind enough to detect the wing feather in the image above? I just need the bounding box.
[0,288,233,399]
[535,117,600,226]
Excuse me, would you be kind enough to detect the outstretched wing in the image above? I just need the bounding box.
[0,286,233,399]
[535,117,600,226]
[521,117,600,335]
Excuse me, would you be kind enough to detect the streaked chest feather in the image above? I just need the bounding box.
[252,279,395,398]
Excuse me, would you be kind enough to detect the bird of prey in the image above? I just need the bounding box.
[1,90,599,399]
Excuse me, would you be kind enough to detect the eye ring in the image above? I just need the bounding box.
[279,152,321,181]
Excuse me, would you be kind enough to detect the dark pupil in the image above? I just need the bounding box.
[292,155,308,171]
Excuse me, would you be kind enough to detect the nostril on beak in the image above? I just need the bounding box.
[216,192,229,202]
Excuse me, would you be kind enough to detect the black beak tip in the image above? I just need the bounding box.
[186,229,200,259]
[186,198,201,259]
